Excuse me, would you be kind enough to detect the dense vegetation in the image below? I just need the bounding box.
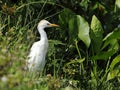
[0,0,120,90]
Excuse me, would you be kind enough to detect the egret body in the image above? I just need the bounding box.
[27,20,59,72]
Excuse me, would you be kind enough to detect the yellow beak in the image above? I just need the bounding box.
[48,24,59,27]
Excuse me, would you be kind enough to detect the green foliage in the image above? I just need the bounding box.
[91,15,104,54]
[114,0,120,13]
[0,0,120,90]
[77,15,91,48]
[69,15,91,47]
[68,16,78,44]
[107,55,120,81]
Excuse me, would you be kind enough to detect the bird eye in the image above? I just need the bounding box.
[47,23,50,25]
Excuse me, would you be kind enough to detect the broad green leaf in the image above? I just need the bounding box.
[102,39,119,52]
[109,39,119,51]
[90,15,104,53]
[91,49,116,60]
[114,0,120,13]
[110,55,120,70]
[107,69,120,81]
[107,56,120,80]
[103,28,120,41]
[77,15,91,48]
[102,28,120,51]
[68,15,91,47]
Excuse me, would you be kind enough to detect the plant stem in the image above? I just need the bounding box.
[75,39,81,59]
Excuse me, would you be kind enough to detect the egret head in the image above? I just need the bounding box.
[37,20,59,29]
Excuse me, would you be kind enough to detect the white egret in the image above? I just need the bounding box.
[26,20,59,73]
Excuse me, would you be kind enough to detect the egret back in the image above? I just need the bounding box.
[27,40,48,72]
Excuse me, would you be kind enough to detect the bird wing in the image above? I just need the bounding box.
[26,42,38,70]
[28,42,38,59]
[26,41,48,71]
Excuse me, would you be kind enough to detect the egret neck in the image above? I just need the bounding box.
[38,26,48,42]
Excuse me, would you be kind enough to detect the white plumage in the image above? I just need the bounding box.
[26,20,59,72]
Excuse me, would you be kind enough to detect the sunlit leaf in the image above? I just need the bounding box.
[107,69,120,81]
[107,55,120,80]
[108,39,119,51]
[77,15,91,48]
[103,28,120,41]
[114,0,120,13]
[110,55,120,70]
[102,39,119,52]
[68,15,91,47]
[102,28,120,51]
[90,15,104,53]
